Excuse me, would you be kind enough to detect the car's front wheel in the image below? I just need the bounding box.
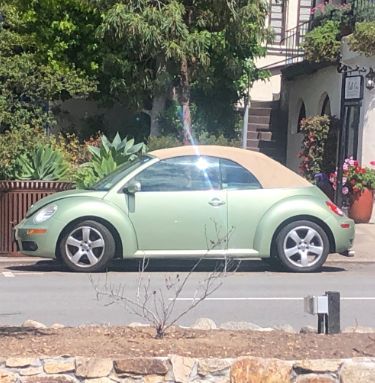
[275,220,329,272]
[59,220,115,272]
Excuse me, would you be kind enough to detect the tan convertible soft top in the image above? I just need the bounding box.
[150,145,311,189]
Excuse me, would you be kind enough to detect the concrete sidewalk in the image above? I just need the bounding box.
[328,223,375,263]
[1,223,374,264]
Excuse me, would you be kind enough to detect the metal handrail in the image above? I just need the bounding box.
[352,0,375,22]
[279,20,312,65]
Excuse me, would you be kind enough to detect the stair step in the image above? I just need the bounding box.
[248,115,271,125]
[249,107,272,117]
[248,123,272,131]
[247,139,279,149]
[247,131,273,141]
[251,100,279,108]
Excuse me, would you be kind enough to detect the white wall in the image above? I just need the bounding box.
[285,65,342,172]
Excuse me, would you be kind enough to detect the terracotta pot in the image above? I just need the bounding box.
[348,188,374,224]
[0,180,74,256]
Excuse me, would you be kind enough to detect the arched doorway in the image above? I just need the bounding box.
[297,102,306,133]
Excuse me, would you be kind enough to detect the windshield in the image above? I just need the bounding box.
[90,156,153,191]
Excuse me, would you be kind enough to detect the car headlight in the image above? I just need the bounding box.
[33,204,58,224]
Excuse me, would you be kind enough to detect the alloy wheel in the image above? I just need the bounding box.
[282,225,324,268]
[65,226,106,268]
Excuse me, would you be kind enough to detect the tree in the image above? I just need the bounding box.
[97,0,270,137]
[0,1,95,133]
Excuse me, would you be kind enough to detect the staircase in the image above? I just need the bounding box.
[246,100,285,163]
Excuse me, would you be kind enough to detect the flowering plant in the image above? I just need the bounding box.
[329,158,375,201]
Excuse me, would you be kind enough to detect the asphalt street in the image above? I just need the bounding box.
[1,257,375,330]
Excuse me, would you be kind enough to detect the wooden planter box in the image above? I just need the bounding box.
[0,181,74,256]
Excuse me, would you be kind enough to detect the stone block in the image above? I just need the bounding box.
[76,358,113,379]
[197,358,232,376]
[191,318,217,330]
[340,360,375,383]
[230,357,293,383]
[295,374,337,383]
[19,367,43,376]
[6,358,37,368]
[170,355,197,383]
[21,374,79,383]
[114,358,169,376]
[293,359,342,373]
[0,369,18,383]
[44,358,75,374]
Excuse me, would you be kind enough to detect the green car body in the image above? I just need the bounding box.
[15,146,355,272]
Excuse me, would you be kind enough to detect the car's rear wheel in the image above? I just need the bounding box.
[275,220,329,272]
[59,220,115,272]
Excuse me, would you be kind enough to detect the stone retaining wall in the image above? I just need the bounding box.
[1,355,375,383]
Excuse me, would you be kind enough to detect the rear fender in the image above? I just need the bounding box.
[253,196,331,256]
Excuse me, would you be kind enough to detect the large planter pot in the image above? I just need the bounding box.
[348,188,374,224]
[0,180,74,256]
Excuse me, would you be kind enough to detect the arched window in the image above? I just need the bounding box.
[321,95,331,116]
[297,102,306,133]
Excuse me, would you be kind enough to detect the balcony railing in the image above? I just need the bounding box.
[353,0,375,21]
[280,0,375,66]
[280,20,312,65]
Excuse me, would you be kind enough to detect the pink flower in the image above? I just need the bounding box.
[370,161,375,166]
[342,186,349,195]
[343,163,348,171]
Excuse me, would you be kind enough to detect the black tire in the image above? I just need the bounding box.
[59,220,116,272]
[275,220,329,273]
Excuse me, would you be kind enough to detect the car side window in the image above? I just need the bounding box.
[220,158,261,190]
[132,156,220,192]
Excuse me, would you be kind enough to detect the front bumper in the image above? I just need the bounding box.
[14,219,56,258]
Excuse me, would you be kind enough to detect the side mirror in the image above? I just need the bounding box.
[124,181,141,194]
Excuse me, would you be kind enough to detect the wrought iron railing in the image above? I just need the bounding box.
[352,0,375,21]
[280,20,312,65]
[280,0,375,66]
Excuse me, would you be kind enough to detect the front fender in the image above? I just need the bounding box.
[52,197,137,257]
[253,195,331,256]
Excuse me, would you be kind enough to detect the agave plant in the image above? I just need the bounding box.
[16,145,70,181]
[88,133,147,165]
[75,133,147,189]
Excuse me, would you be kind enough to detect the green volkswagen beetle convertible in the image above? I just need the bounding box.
[15,146,355,273]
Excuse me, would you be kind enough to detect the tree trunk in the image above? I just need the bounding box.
[149,93,167,136]
[179,57,192,145]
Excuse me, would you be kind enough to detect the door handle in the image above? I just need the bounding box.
[208,197,225,207]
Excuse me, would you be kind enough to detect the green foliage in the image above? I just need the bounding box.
[75,133,147,189]
[299,115,338,181]
[0,1,96,133]
[96,0,270,136]
[195,132,241,147]
[303,21,341,63]
[16,145,70,180]
[0,125,79,180]
[349,22,375,57]
[311,3,352,31]
[147,135,182,151]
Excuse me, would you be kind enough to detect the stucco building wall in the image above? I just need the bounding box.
[283,65,342,172]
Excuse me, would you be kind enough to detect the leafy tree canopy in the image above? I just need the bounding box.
[96,0,271,136]
[0,1,96,133]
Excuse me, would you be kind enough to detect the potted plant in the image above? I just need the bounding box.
[329,158,375,223]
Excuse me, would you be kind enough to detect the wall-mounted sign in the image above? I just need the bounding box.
[345,75,364,101]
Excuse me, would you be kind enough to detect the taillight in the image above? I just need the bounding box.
[326,201,344,216]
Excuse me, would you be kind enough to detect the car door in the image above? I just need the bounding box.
[220,158,265,255]
[127,155,228,256]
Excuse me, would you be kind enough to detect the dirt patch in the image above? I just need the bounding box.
[1,326,375,360]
